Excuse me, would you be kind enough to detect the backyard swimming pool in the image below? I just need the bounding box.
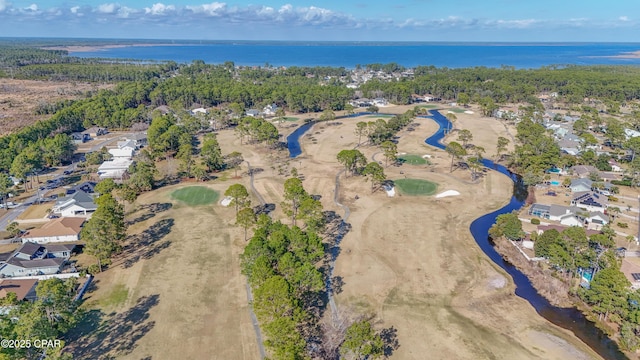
[550,181,560,186]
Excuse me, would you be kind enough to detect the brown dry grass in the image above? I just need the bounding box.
[0,79,112,135]
[72,109,601,360]
[16,203,51,220]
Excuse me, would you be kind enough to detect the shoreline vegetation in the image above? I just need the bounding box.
[42,43,184,53]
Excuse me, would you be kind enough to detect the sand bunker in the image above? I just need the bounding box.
[422,154,432,159]
[464,110,474,114]
[383,184,396,197]
[220,196,233,207]
[435,190,460,198]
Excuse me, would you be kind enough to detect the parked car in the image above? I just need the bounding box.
[47,214,60,219]
[63,170,72,175]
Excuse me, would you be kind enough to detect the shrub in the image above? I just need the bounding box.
[608,196,619,202]
[612,179,633,187]
[531,218,541,225]
[618,222,629,229]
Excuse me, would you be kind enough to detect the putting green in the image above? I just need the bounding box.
[398,154,428,165]
[448,108,466,113]
[171,186,219,206]
[394,179,437,196]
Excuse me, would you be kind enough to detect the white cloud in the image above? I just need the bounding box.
[24,3,37,11]
[493,19,538,28]
[187,2,226,16]
[619,16,629,21]
[97,3,118,14]
[70,6,79,14]
[145,3,176,16]
[0,0,11,12]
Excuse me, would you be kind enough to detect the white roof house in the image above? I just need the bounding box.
[190,108,208,115]
[97,158,133,182]
[108,148,134,159]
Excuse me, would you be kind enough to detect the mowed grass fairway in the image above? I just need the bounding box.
[171,186,219,205]
[398,154,428,165]
[394,178,437,196]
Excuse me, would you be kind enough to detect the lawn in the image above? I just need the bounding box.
[398,154,428,166]
[17,203,52,220]
[280,116,299,122]
[367,114,394,118]
[99,283,129,309]
[394,179,437,196]
[171,186,219,206]
[417,104,437,109]
[448,108,467,113]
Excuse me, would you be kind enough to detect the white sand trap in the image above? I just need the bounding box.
[435,190,460,198]
[398,152,407,155]
[422,154,432,159]
[383,184,396,197]
[447,110,455,114]
[464,110,474,114]
[220,196,233,207]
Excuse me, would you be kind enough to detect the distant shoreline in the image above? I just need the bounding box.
[42,44,183,53]
[607,50,640,59]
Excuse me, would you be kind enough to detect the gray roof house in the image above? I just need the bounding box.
[0,242,75,278]
[51,192,98,218]
[571,191,609,213]
[570,178,593,193]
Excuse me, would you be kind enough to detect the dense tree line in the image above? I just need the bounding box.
[241,216,325,358]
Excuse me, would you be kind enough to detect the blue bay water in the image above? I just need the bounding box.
[71,42,640,69]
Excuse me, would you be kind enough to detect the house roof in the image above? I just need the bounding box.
[16,242,42,257]
[530,203,550,212]
[53,192,97,212]
[6,257,64,269]
[44,244,76,253]
[549,204,571,217]
[22,218,85,239]
[571,165,598,177]
[128,133,147,141]
[571,178,593,188]
[572,191,608,207]
[0,279,38,301]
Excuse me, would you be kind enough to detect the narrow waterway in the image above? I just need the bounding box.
[284,110,626,359]
[425,109,626,360]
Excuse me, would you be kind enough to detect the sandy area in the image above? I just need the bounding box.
[43,44,181,53]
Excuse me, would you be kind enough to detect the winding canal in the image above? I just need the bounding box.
[426,109,626,360]
[285,110,626,359]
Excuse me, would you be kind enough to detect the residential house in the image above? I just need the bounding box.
[72,181,97,195]
[20,217,85,244]
[70,132,89,144]
[559,213,584,227]
[190,107,208,115]
[570,178,593,193]
[116,140,137,152]
[609,159,623,172]
[373,98,388,106]
[51,192,97,218]
[83,126,108,138]
[529,203,550,218]
[128,133,148,148]
[97,158,133,182]
[548,205,583,222]
[262,104,278,117]
[585,212,609,231]
[571,191,608,213]
[625,128,640,140]
[570,165,599,178]
[108,148,134,160]
[246,109,260,117]
[0,279,38,301]
[423,94,441,102]
[0,242,75,278]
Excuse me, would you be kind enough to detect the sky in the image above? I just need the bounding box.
[0,0,639,41]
